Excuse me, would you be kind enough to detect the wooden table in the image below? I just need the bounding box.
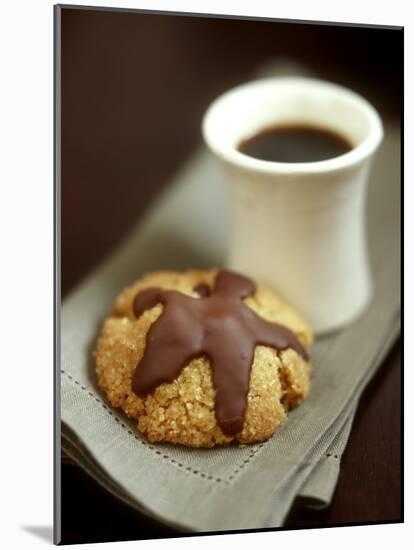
[59,7,402,543]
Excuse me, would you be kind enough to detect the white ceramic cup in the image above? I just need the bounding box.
[202,77,383,334]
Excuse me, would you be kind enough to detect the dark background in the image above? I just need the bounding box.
[60,6,403,544]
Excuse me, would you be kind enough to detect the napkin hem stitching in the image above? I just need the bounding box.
[61,368,266,484]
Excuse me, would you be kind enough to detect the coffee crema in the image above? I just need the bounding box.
[131,270,308,436]
[238,124,353,163]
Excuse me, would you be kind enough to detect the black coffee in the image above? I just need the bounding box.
[238,124,353,163]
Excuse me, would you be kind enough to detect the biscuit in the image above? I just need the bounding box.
[95,269,313,448]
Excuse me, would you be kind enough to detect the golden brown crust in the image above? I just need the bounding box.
[95,269,313,447]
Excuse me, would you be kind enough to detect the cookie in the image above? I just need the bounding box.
[95,269,313,448]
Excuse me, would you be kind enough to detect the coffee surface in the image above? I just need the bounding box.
[131,270,308,436]
[238,124,353,163]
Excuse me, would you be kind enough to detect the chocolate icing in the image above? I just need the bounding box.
[132,270,308,436]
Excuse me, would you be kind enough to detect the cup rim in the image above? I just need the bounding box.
[202,76,384,175]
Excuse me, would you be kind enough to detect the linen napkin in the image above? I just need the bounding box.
[60,108,400,531]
